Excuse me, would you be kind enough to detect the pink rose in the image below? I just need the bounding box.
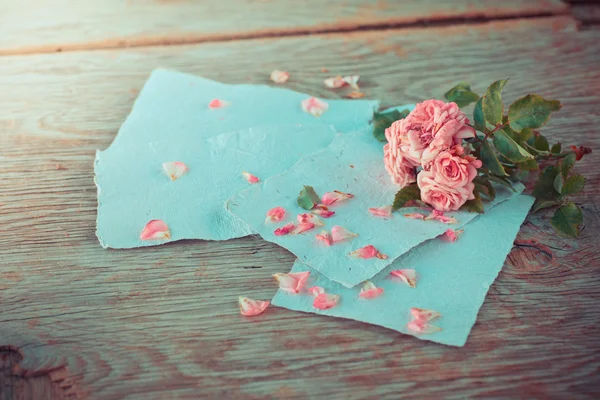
[417,170,475,212]
[429,146,482,188]
[383,140,416,187]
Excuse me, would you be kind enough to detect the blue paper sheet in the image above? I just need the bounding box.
[227,131,524,288]
[272,194,534,347]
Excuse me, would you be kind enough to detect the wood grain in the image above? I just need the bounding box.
[0,0,569,55]
[1,16,600,399]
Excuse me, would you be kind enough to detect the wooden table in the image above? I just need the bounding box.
[1,1,599,398]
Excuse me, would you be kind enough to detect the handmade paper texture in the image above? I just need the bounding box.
[272,194,535,347]
[228,131,524,288]
[96,124,337,248]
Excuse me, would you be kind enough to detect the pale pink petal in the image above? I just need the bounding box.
[346,91,366,99]
[291,222,316,235]
[425,210,457,224]
[273,271,310,294]
[359,281,384,299]
[316,230,333,246]
[274,222,295,236]
[331,226,358,243]
[324,75,346,88]
[321,190,354,206]
[301,97,329,117]
[140,220,171,241]
[162,161,188,181]
[312,207,335,218]
[390,269,417,288]
[289,271,311,292]
[297,213,325,227]
[369,206,393,217]
[208,99,230,109]
[242,171,260,184]
[349,245,387,259]
[270,70,290,84]
[265,206,286,223]
[309,286,325,296]
[407,319,442,334]
[442,228,463,242]
[403,213,426,220]
[342,75,360,90]
[238,296,270,316]
[411,307,441,322]
[313,293,340,310]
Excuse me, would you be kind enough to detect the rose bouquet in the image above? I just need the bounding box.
[375,80,591,237]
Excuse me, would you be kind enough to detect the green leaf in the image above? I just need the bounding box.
[473,97,486,132]
[532,166,559,199]
[493,129,534,163]
[560,152,576,179]
[508,94,561,132]
[516,159,538,171]
[515,128,533,143]
[523,142,550,157]
[392,183,421,211]
[489,174,514,189]
[479,140,506,176]
[551,202,582,238]
[533,134,549,152]
[297,185,321,210]
[550,142,562,154]
[482,79,509,127]
[561,174,586,196]
[532,200,560,213]
[473,176,496,200]
[444,82,480,108]
[553,173,564,193]
[372,109,409,142]
[460,192,484,213]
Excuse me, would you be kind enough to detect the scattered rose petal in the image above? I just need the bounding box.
[140,220,171,241]
[407,319,442,334]
[443,228,464,242]
[238,296,270,316]
[309,286,325,296]
[312,206,335,218]
[349,245,387,259]
[358,281,384,299]
[265,206,286,223]
[347,91,365,99]
[301,97,329,117]
[324,75,345,88]
[411,307,441,322]
[342,75,360,90]
[291,222,316,235]
[208,99,230,109]
[270,69,289,84]
[321,190,354,206]
[274,222,295,236]
[313,293,340,310]
[297,213,325,227]
[242,171,260,184]
[369,206,393,217]
[571,145,592,161]
[331,226,358,243]
[403,213,426,220]
[162,161,188,181]
[316,230,333,246]
[390,269,417,288]
[425,210,457,224]
[273,271,311,294]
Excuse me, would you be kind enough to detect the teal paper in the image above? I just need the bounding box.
[272,195,535,347]
[228,131,524,288]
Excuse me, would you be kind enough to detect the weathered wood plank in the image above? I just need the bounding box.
[1,17,600,399]
[0,0,569,55]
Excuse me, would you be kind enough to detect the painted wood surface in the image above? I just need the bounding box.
[1,16,600,399]
[0,0,569,55]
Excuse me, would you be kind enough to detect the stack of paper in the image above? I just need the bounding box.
[95,69,533,346]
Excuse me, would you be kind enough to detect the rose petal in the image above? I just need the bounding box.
[347,91,365,99]
[274,222,295,236]
[331,226,358,243]
[238,296,270,316]
[359,281,384,299]
[162,161,188,181]
[443,228,463,242]
[403,213,426,220]
[312,207,335,218]
[407,319,442,334]
[309,286,325,296]
[349,245,387,259]
[266,206,286,223]
[297,213,325,227]
[301,97,329,117]
[208,99,230,109]
[410,307,441,322]
[425,210,457,224]
[390,269,417,288]
[313,293,340,310]
[242,171,260,184]
[324,75,345,88]
[140,220,171,241]
[270,70,290,84]
[291,222,316,235]
[273,271,310,294]
[321,190,354,206]
[316,230,333,246]
[342,75,360,90]
[369,206,393,217]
